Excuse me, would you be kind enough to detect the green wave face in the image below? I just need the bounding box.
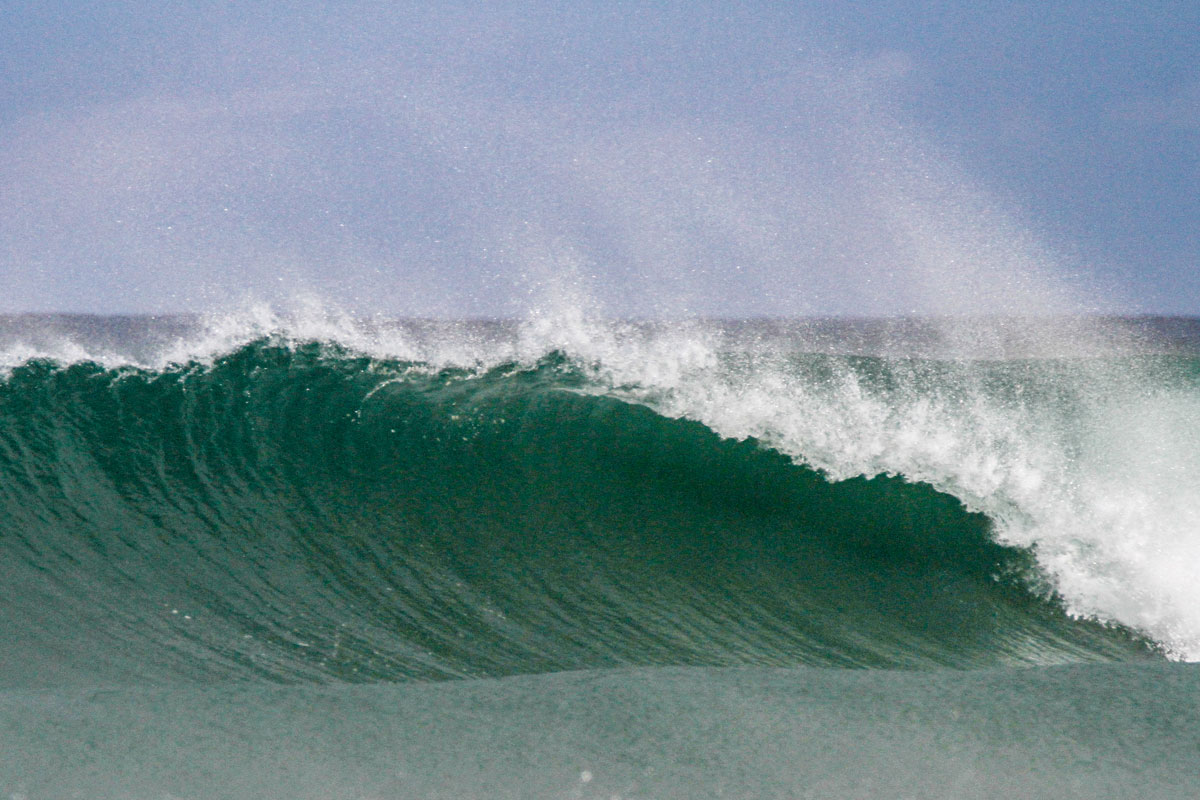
[0,341,1157,687]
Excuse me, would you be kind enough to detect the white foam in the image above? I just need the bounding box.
[522,309,1200,661]
[0,299,513,374]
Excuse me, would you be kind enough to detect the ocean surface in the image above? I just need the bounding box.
[2,312,1199,799]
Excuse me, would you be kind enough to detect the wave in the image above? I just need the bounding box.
[0,334,1174,687]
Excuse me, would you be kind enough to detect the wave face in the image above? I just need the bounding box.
[4,318,1193,686]
[2,315,1199,798]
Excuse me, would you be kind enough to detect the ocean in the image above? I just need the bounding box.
[1,311,1198,799]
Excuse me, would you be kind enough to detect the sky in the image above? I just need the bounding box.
[1,1,1197,317]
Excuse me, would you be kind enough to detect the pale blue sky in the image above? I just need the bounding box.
[2,2,1196,316]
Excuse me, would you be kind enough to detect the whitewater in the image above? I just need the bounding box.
[1,309,1198,798]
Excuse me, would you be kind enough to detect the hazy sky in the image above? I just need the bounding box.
[2,2,1197,317]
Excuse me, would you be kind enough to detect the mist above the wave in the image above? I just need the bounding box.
[0,5,1125,326]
